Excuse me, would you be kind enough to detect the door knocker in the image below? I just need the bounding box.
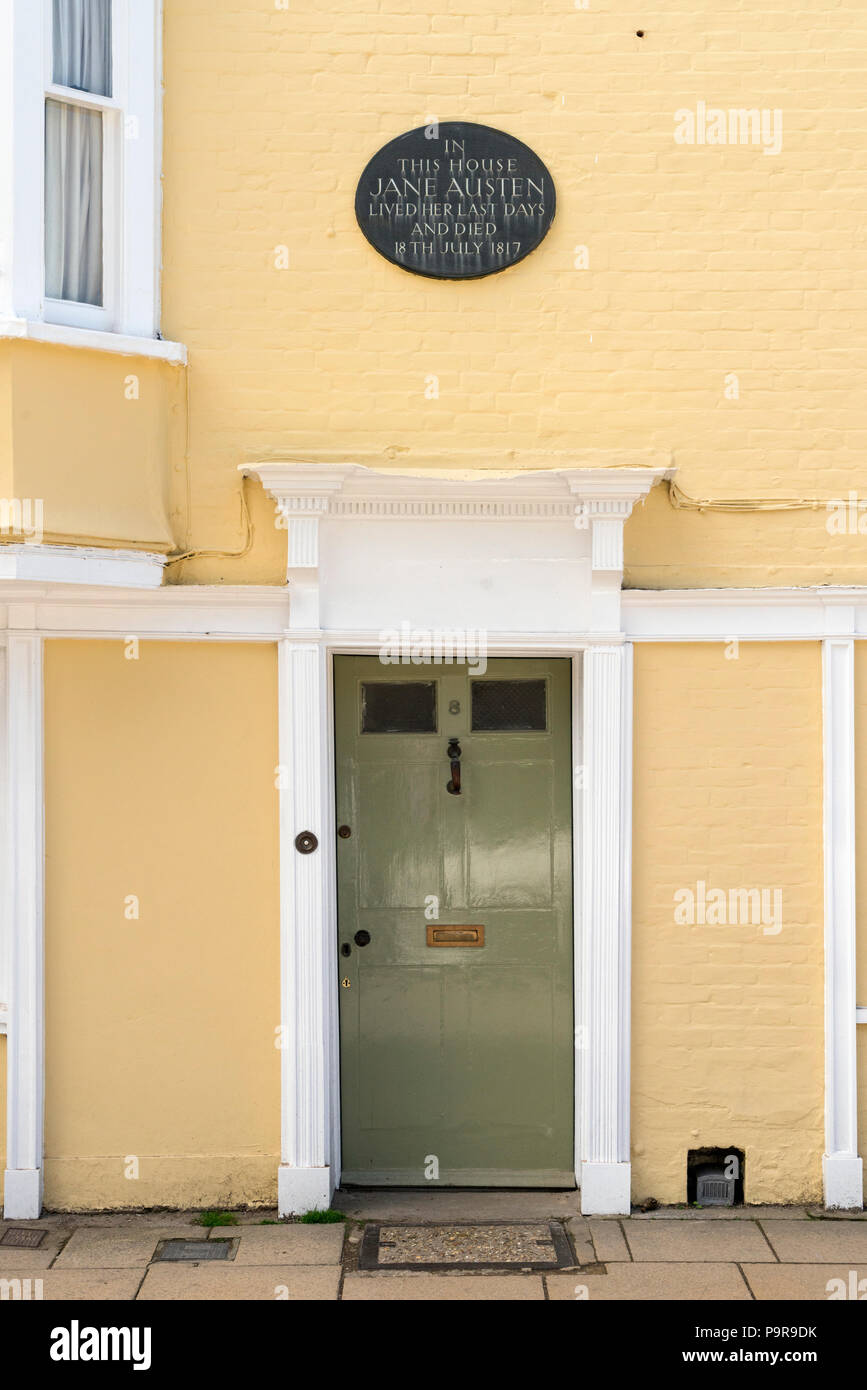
[446,738,462,795]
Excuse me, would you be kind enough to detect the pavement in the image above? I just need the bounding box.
[1,1193,866,1300]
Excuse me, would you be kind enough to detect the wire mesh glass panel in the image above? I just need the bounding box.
[361,682,437,734]
[471,679,547,731]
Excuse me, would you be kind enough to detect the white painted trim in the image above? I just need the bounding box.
[0,0,45,321]
[579,645,631,1213]
[0,584,291,639]
[571,655,583,1190]
[623,587,867,641]
[303,631,625,653]
[3,632,44,1219]
[276,640,336,1215]
[0,0,164,339]
[3,579,867,645]
[0,318,187,363]
[822,638,863,1210]
[0,545,168,589]
[856,1006,867,1025]
[619,642,633,1174]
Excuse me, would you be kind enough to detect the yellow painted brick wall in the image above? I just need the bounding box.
[42,641,280,1209]
[1,341,182,551]
[0,343,13,500]
[632,642,824,1204]
[158,0,867,585]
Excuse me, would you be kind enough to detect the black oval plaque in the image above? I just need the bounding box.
[355,121,556,280]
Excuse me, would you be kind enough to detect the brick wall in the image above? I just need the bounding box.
[632,641,824,1204]
[160,1,867,584]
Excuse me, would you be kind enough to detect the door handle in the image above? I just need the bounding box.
[446,738,462,795]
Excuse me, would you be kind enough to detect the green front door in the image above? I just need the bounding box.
[335,656,574,1187]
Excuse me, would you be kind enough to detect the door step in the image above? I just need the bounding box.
[357,1220,578,1272]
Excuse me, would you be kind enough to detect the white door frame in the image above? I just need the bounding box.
[251,456,670,1214]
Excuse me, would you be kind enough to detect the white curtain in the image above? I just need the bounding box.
[53,0,112,96]
[45,100,104,305]
[45,2,111,305]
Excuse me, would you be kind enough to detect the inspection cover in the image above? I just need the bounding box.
[0,1227,47,1249]
[359,1222,575,1272]
[154,1239,234,1263]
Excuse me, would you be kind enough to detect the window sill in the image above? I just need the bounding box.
[0,318,187,365]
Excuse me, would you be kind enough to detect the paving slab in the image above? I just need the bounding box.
[342,1273,544,1300]
[546,1263,752,1301]
[742,1263,867,1300]
[806,1207,867,1221]
[589,1219,630,1262]
[53,1226,202,1269]
[759,1219,867,1263]
[333,1189,580,1221]
[0,1226,68,1270]
[0,1269,142,1300]
[226,1224,344,1265]
[565,1217,595,1265]
[633,1206,809,1221]
[623,1219,775,1262]
[137,1263,339,1300]
[42,1211,213,1229]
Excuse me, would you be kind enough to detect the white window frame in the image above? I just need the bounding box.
[0,0,162,341]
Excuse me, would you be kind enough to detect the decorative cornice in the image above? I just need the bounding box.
[242,460,673,532]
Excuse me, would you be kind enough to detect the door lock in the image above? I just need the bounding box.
[354,930,371,947]
[446,738,462,795]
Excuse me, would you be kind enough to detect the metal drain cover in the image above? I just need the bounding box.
[155,1239,233,1263]
[359,1221,575,1272]
[0,1227,47,1249]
